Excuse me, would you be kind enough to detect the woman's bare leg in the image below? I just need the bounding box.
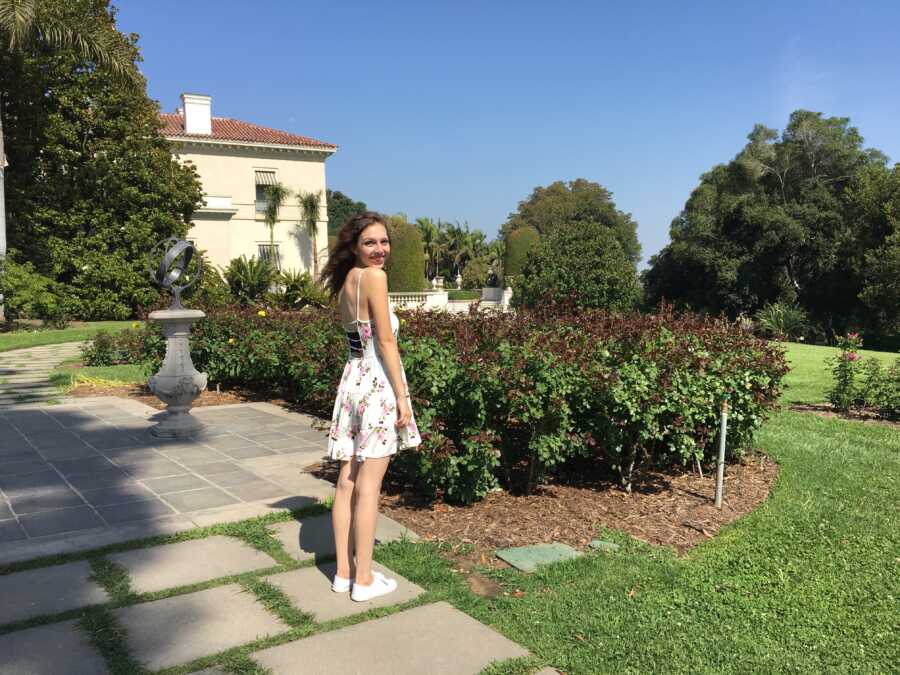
[332,460,358,579]
[352,456,390,586]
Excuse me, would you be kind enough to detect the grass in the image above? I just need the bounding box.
[778,340,897,404]
[0,320,137,353]
[48,363,149,392]
[379,410,899,673]
[448,289,482,301]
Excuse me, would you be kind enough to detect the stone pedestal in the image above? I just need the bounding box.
[147,309,208,438]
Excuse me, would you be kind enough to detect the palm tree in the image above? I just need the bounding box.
[298,190,323,281]
[1,0,137,321]
[262,182,291,270]
[415,217,442,280]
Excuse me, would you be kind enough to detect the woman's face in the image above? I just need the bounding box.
[354,224,390,268]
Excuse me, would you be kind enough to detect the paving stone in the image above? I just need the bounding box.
[66,467,132,490]
[270,513,416,562]
[97,499,175,524]
[115,583,289,670]
[0,458,48,476]
[0,560,109,625]
[0,619,109,674]
[201,435,260,451]
[0,501,12,519]
[79,431,142,451]
[141,473,211,494]
[253,601,528,674]
[257,436,305,451]
[108,534,278,593]
[267,561,423,622]
[120,457,187,479]
[156,446,227,466]
[9,488,86,514]
[36,444,99,461]
[24,431,83,450]
[495,543,582,572]
[0,443,37,462]
[162,487,238,512]
[191,460,241,476]
[0,469,68,496]
[50,456,117,476]
[81,482,156,506]
[242,431,291,444]
[0,518,26,542]
[18,505,104,538]
[100,445,161,465]
[225,480,288,502]
[217,445,277,460]
[206,468,262,487]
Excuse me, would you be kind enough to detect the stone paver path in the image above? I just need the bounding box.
[0,398,335,565]
[0,395,536,673]
[0,342,85,407]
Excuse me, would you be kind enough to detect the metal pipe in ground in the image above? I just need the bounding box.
[715,401,729,509]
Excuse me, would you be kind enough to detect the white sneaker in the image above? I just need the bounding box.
[350,571,398,602]
[332,574,353,593]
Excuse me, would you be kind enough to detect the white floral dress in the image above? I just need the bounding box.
[327,272,421,462]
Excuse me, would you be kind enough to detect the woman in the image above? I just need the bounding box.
[320,212,421,602]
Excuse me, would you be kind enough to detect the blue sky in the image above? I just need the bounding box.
[116,1,900,268]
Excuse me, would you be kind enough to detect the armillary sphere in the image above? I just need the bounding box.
[147,237,202,309]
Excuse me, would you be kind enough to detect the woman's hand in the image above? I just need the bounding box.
[396,397,412,428]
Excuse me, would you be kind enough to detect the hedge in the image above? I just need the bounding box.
[87,303,789,503]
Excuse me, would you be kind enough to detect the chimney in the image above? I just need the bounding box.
[181,93,212,135]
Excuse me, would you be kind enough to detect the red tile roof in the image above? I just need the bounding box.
[159,112,336,150]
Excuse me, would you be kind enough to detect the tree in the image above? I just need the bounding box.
[326,189,366,236]
[1,0,202,319]
[263,182,290,267]
[512,221,640,311]
[503,226,539,280]
[298,190,322,281]
[643,110,891,341]
[385,215,426,292]
[0,0,138,320]
[502,179,642,266]
[415,217,442,279]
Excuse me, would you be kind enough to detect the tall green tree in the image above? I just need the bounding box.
[263,182,290,267]
[0,0,138,320]
[298,189,322,281]
[643,110,891,340]
[325,188,366,236]
[502,179,642,266]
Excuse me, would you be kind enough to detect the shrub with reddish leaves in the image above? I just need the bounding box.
[88,303,788,504]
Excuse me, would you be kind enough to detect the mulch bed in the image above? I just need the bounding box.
[309,453,780,562]
[66,382,267,409]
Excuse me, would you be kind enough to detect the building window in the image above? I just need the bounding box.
[258,243,281,271]
[255,170,276,213]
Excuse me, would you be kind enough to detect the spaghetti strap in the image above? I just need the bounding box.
[356,268,364,321]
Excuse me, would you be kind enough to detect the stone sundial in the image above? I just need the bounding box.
[145,238,208,437]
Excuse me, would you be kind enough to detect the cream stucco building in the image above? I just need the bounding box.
[160,93,337,275]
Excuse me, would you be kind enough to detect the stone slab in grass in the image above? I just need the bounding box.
[114,583,289,671]
[252,601,528,674]
[0,619,109,675]
[270,513,418,562]
[0,560,109,625]
[495,543,581,572]
[106,534,279,593]
[266,561,423,622]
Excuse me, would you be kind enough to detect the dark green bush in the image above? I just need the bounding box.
[1,255,65,322]
[89,302,787,503]
[503,226,539,281]
[385,220,427,292]
[222,256,274,306]
[461,258,490,290]
[512,222,641,311]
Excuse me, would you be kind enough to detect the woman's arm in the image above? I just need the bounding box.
[364,269,412,426]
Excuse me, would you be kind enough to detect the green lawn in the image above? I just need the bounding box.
[380,409,900,673]
[0,321,138,353]
[778,341,898,404]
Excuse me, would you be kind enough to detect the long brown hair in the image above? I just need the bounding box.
[320,211,390,297]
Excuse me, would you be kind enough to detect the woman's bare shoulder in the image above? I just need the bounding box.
[361,268,388,288]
